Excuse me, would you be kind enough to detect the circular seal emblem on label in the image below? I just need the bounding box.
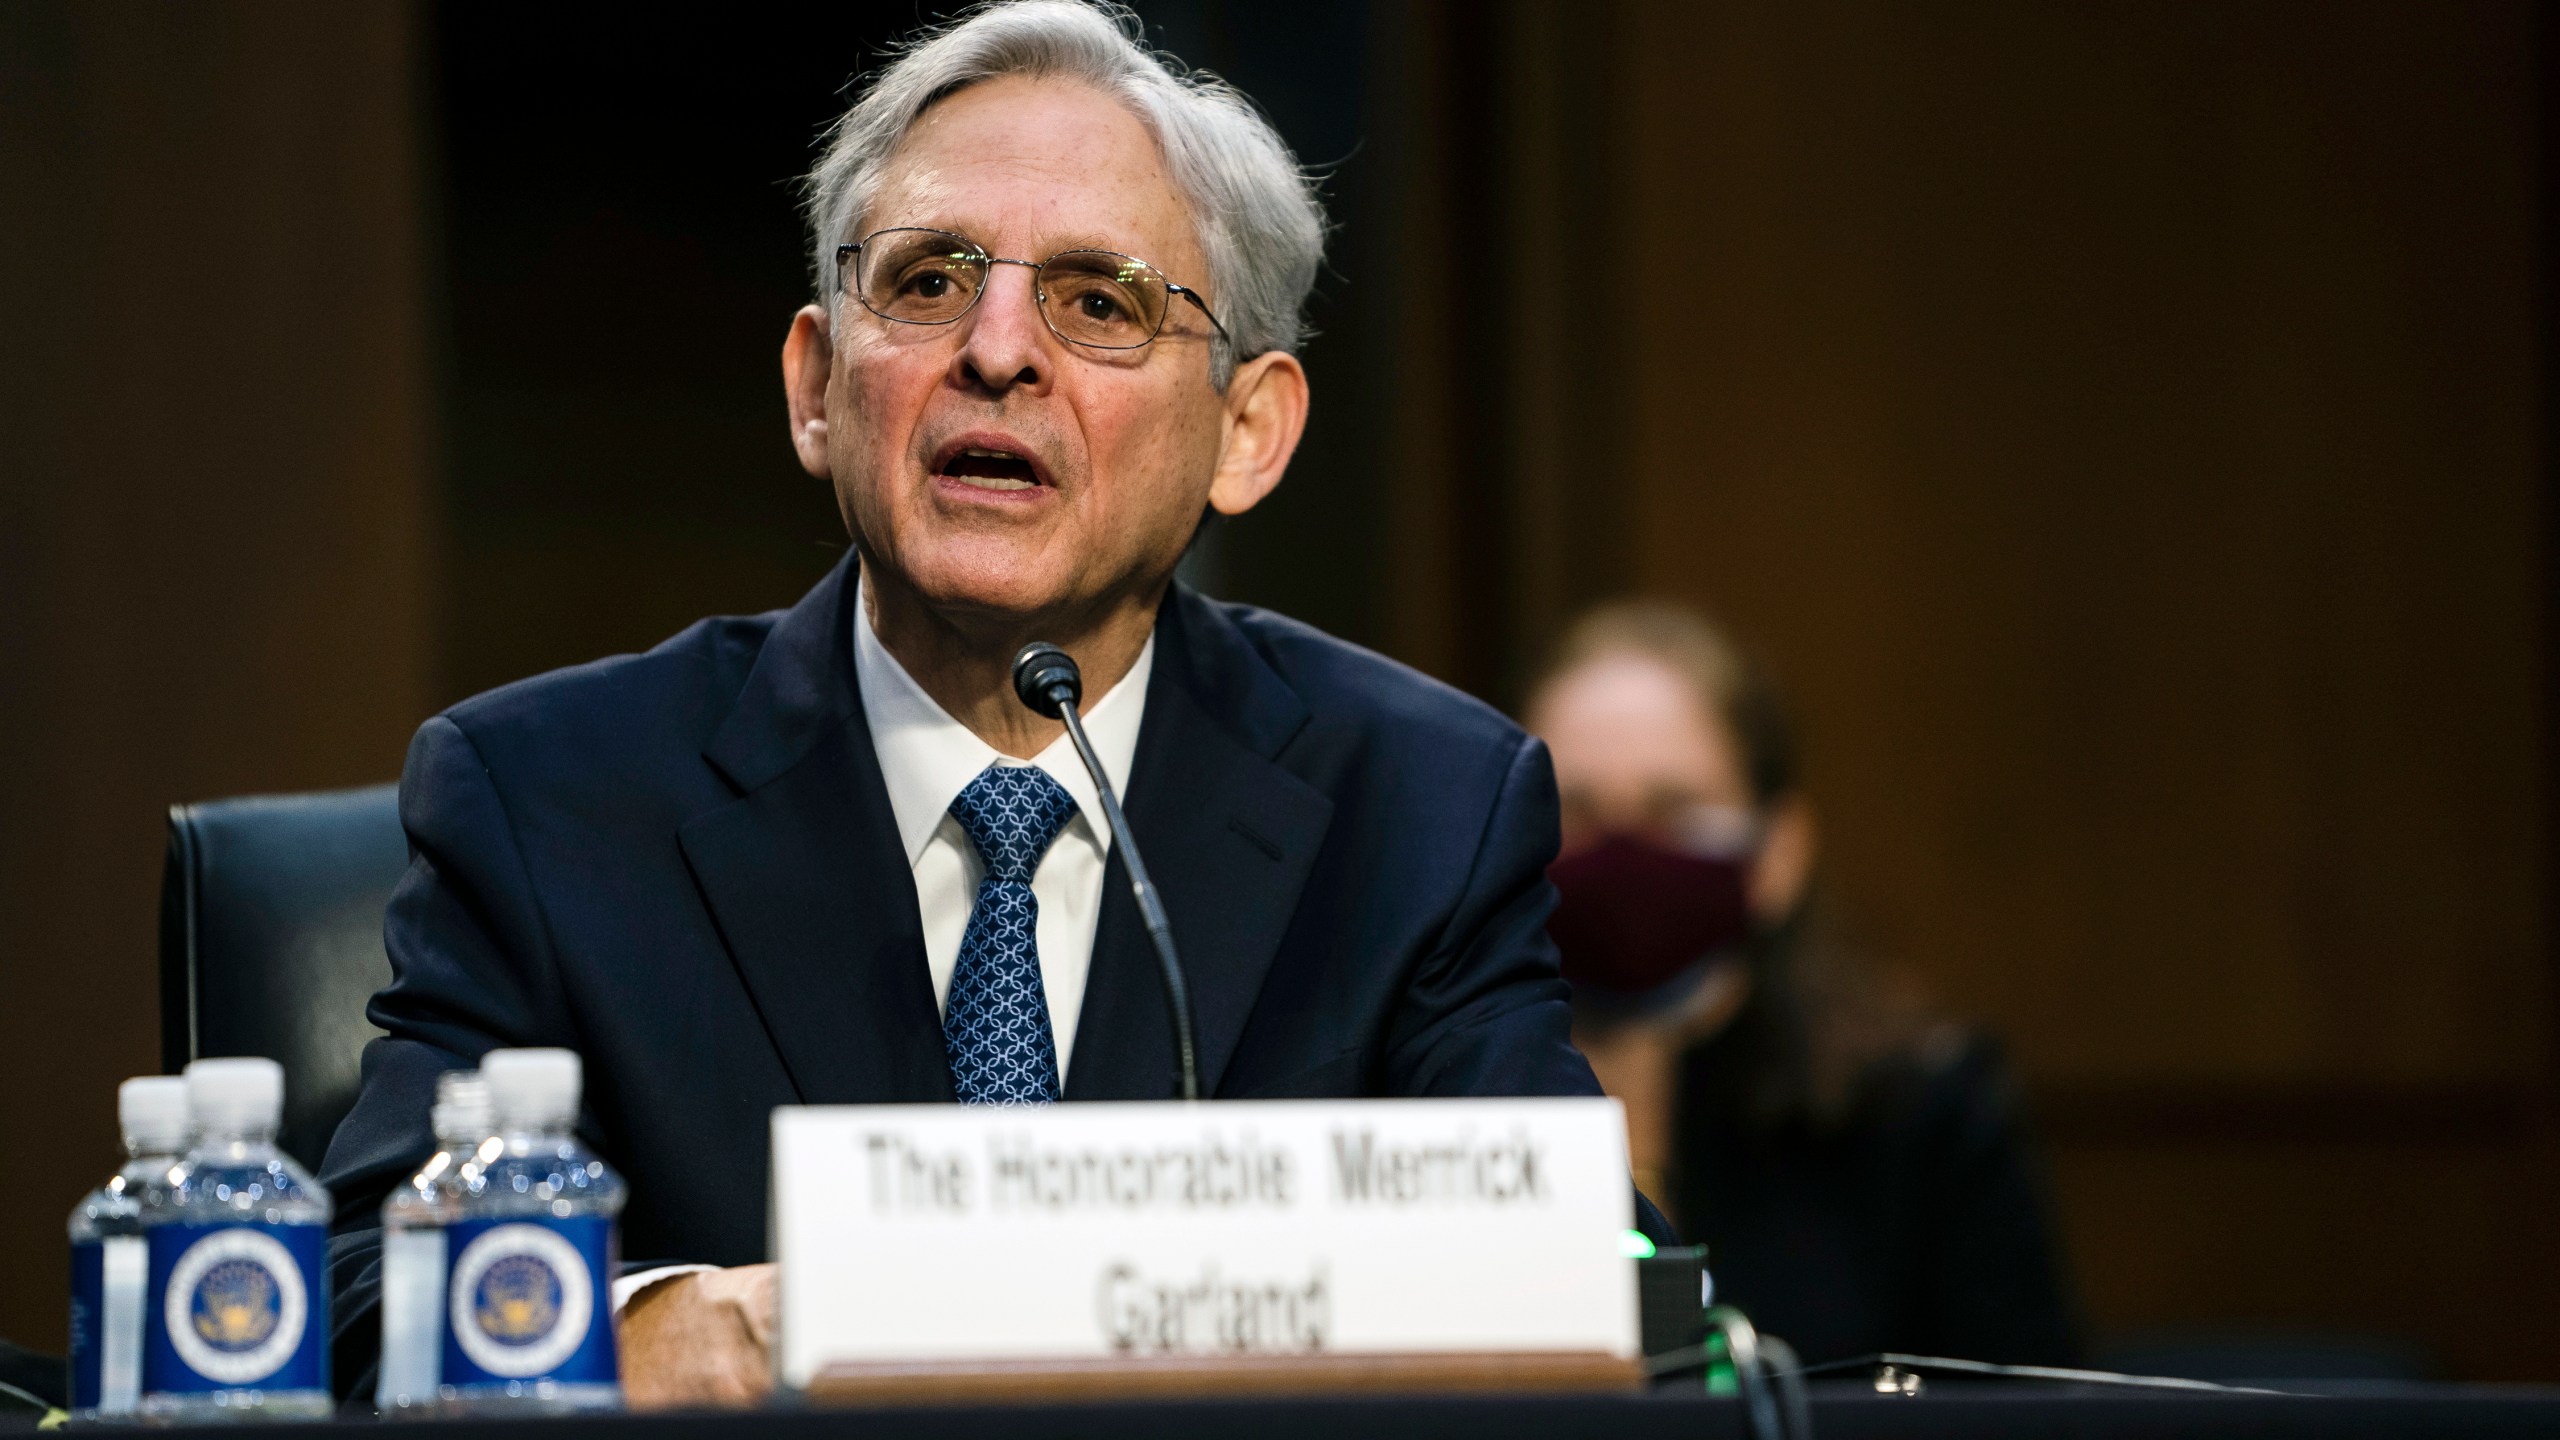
[165,1228,307,1385]
[449,1224,593,1379]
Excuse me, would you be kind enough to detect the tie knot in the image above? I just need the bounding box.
[949,764,1078,884]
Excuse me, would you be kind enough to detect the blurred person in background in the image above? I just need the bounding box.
[1528,602,2081,1366]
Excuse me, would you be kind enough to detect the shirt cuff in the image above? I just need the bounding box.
[612,1263,717,1314]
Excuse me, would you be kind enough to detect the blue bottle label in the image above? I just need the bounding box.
[69,1240,102,1410]
[144,1222,329,1395]
[441,1215,618,1387]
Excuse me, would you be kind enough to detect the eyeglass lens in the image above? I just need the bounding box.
[852,229,1174,349]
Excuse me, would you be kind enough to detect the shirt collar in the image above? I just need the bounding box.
[852,572,1153,866]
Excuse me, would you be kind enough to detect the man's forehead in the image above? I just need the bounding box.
[865,78,1199,266]
[869,184,1135,258]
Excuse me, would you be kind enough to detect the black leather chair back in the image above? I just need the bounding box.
[160,784,406,1173]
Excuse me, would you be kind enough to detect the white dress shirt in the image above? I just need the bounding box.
[612,582,1153,1312]
[851,578,1153,1077]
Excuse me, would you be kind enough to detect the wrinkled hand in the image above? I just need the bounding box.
[616,1264,778,1410]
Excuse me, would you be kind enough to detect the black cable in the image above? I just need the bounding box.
[1012,641,1201,1104]
[1759,1333,1811,1440]
[1053,698,1200,1101]
[1647,1311,1818,1440]
[1679,1306,1800,1440]
[1655,1327,2296,1438]
[1789,1352,2296,1397]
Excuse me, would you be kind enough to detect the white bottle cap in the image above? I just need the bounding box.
[431,1070,493,1146]
[184,1056,285,1136]
[481,1048,581,1130]
[119,1075,191,1154]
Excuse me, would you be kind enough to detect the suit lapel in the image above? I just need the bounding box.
[678,557,953,1106]
[1066,590,1333,1100]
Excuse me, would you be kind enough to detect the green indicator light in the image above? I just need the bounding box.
[1705,1330,1739,1395]
[1619,1229,1657,1260]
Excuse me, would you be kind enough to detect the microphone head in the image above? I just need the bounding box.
[1011,641,1082,718]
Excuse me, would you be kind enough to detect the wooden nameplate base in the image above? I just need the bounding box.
[806,1350,1643,1406]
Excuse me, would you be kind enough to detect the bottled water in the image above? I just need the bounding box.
[436,1048,623,1413]
[140,1057,333,1422]
[67,1076,190,1420]
[375,1070,492,1415]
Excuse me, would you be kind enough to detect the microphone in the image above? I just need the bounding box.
[1011,641,1201,1102]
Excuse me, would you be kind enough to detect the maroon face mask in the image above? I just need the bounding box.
[1548,834,1753,1003]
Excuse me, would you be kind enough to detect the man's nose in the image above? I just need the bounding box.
[953,260,1050,394]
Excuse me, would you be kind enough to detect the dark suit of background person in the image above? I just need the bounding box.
[1676,1025,2072,1366]
[317,552,1670,1393]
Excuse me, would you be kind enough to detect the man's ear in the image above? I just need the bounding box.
[1206,350,1309,517]
[782,304,835,480]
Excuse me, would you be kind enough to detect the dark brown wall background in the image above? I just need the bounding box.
[1622,0,2542,1100]
[0,1,433,1355]
[4,0,2554,1380]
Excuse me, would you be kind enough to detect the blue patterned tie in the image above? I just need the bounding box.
[943,764,1080,1104]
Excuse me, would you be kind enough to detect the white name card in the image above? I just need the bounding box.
[770,1098,1637,1388]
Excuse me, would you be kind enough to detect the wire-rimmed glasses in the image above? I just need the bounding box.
[834,227,1233,355]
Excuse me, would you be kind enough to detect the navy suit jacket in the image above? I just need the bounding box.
[319,554,1658,1392]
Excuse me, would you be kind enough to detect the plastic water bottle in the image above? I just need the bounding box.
[437,1048,623,1413]
[141,1057,333,1422]
[375,1070,493,1415]
[68,1075,190,1420]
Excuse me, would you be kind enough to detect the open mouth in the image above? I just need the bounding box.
[937,445,1043,493]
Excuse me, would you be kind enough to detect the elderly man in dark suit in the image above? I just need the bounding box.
[321,0,1664,1407]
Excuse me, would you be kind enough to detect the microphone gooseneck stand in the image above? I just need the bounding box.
[1011,641,1201,1102]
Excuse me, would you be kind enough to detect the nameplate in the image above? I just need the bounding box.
[769,1098,1636,1389]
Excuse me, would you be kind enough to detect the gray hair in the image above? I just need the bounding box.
[801,0,1323,387]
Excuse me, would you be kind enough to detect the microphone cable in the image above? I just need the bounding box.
[1645,1327,2303,1440]
[1012,641,1201,1101]
[1644,1306,1811,1440]
[1789,1352,2296,1396]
